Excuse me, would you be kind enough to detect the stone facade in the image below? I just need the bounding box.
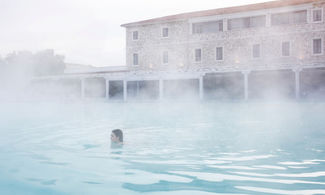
[124,1,325,72]
[32,1,325,101]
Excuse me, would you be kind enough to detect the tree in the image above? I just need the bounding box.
[2,49,65,77]
[4,51,35,77]
[0,50,66,98]
[33,49,65,76]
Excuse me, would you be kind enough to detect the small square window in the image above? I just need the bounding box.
[132,31,138,40]
[312,9,322,22]
[253,44,260,58]
[133,53,139,65]
[216,47,223,61]
[192,23,202,34]
[162,28,169,37]
[313,38,322,54]
[282,41,290,56]
[163,51,168,64]
[195,49,201,62]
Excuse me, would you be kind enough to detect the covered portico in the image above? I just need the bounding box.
[30,63,325,101]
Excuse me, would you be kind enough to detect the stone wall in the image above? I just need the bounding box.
[125,2,325,71]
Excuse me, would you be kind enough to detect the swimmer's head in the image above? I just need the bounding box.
[111,129,123,143]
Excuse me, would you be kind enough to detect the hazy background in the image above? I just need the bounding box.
[0,0,270,67]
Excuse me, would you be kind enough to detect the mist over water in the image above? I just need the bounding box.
[0,101,324,194]
[1,1,325,194]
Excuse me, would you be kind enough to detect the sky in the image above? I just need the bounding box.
[0,0,270,67]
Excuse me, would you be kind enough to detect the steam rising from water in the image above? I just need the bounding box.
[0,102,325,194]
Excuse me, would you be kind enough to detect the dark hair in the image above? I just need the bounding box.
[112,129,123,142]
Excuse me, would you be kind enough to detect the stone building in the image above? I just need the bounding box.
[119,0,325,100]
[123,0,325,70]
[32,0,325,101]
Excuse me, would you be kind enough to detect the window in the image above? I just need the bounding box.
[228,15,266,30]
[292,10,307,24]
[282,41,290,56]
[195,49,201,62]
[252,44,260,58]
[312,9,323,22]
[228,18,249,30]
[133,53,139,65]
[272,12,290,25]
[313,38,322,55]
[192,20,223,34]
[271,10,307,26]
[216,47,223,61]
[163,51,168,64]
[250,15,266,27]
[132,31,138,40]
[162,28,169,37]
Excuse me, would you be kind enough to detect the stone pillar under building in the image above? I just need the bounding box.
[242,71,250,100]
[105,78,109,100]
[159,79,164,100]
[123,80,127,101]
[294,68,301,99]
[199,76,203,100]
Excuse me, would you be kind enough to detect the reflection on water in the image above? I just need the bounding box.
[0,102,324,194]
[111,143,124,149]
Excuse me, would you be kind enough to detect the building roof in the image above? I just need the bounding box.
[121,0,320,27]
[64,65,128,74]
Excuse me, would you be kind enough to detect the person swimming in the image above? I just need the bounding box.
[111,129,123,147]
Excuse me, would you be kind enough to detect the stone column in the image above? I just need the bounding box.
[199,76,204,100]
[136,81,140,97]
[294,69,301,99]
[81,78,85,99]
[159,79,164,100]
[105,78,109,100]
[242,71,250,100]
[123,80,127,102]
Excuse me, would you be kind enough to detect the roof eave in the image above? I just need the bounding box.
[121,0,320,28]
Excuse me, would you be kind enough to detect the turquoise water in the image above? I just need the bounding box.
[0,101,325,194]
